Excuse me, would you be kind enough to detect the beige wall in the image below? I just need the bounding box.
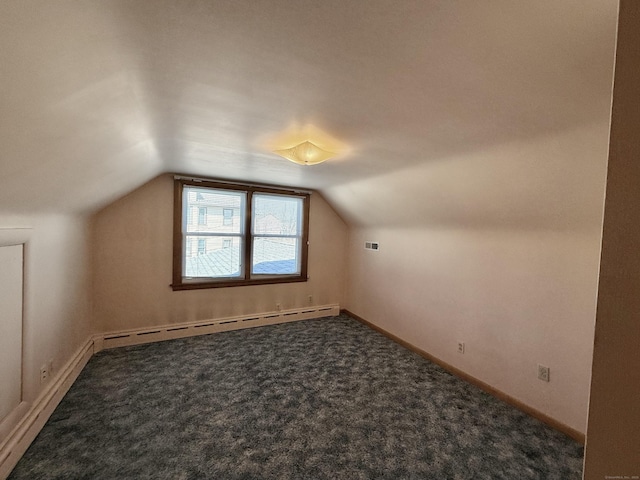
[91,174,348,333]
[343,122,610,435]
[584,1,640,477]
[0,214,92,403]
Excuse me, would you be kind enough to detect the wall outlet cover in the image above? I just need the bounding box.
[538,364,550,382]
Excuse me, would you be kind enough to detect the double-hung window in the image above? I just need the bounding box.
[172,177,310,290]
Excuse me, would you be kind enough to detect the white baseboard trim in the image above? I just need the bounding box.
[0,337,94,480]
[95,304,341,351]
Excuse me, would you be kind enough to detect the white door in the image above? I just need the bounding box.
[0,244,23,423]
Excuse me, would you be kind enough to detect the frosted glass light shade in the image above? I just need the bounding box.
[273,141,335,165]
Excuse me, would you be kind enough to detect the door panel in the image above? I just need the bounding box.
[0,244,23,423]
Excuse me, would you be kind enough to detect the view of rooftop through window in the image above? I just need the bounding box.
[252,194,302,275]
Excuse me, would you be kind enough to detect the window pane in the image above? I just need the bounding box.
[252,237,300,275]
[185,236,242,278]
[185,187,244,234]
[253,194,302,236]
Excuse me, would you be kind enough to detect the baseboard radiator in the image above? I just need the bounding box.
[95,304,340,351]
[0,304,340,479]
[0,338,94,480]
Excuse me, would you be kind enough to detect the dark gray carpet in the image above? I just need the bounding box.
[9,315,584,479]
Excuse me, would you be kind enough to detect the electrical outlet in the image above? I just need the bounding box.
[48,359,54,377]
[276,303,282,312]
[457,342,465,354]
[538,364,550,382]
[40,364,49,383]
[308,295,313,305]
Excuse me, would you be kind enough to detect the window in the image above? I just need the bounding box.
[197,238,206,255]
[172,177,310,290]
[222,208,233,226]
[198,207,207,225]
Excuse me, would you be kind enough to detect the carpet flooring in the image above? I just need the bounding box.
[9,315,584,479]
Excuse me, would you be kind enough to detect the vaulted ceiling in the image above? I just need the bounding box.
[0,1,618,227]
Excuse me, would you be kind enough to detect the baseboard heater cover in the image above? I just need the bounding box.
[0,337,94,480]
[95,304,340,351]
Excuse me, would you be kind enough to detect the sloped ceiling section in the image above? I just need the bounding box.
[0,1,617,223]
[0,1,162,213]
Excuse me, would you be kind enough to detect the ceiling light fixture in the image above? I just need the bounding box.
[273,140,336,166]
[265,124,346,166]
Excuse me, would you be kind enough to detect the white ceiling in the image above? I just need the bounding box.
[0,1,618,227]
